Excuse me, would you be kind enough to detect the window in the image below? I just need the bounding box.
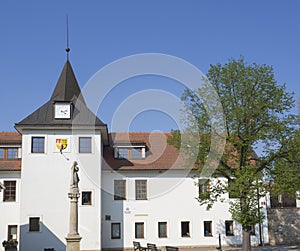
[114,147,144,159]
[79,137,92,153]
[115,148,128,159]
[0,148,4,158]
[7,148,18,159]
[29,217,40,232]
[82,191,92,205]
[181,221,190,237]
[114,180,126,200]
[0,148,19,159]
[8,225,17,240]
[3,181,16,202]
[158,222,167,238]
[131,148,142,159]
[250,225,256,235]
[225,221,234,236]
[135,222,144,239]
[31,137,45,153]
[204,221,212,236]
[135,180,147,200]
[228,179,239,198]
[199,179,210,199]
[111,223,121,239]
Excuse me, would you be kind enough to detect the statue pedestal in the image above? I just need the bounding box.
[66,234,82,251]
[66,192,81,251]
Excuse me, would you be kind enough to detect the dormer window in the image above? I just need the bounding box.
[114,144,146,160]
[0,147,20,159]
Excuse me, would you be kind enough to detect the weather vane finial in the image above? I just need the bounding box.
[66,15,70,60]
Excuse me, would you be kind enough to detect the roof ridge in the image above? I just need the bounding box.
[110,132,171,134]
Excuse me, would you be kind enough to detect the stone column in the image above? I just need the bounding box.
[66,192,81,251]
[66,161,81,251]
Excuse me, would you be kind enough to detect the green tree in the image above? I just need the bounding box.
[270,129,300,198]
[168,57,296,251]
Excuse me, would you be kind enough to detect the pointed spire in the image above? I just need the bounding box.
[15,59,109,145]
[50,60,85,104]
[66,15,70,60]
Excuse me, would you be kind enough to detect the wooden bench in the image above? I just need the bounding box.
[133,241,148,251]
[165,246,179,251]
[147,243,161,251]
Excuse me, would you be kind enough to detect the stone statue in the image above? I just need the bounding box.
[70,161,80,191]
[67,161,82,250]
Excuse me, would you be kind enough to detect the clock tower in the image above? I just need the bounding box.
[15,60,108,251]
[54,102,72,119]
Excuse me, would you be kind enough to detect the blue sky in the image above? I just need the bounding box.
[0,1,299,132]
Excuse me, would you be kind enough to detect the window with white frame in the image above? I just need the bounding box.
[158,222,167,238]
[225,220,234,236]
[8,225,17,240]
[228,179,239,198]
[31,137,45,153]
[79,137,92,153]
[114,145,145,160]
[135,180,147,200]
[0,148,19,159]
[198,179,210,199]
[29,217,40,232]
[3,181,16,202]
[204,221,212,236]
[111,222,121,239]
[135,222,144,239]
[114,180,126,200]
[181,221,190,237]
[82,191,92,205]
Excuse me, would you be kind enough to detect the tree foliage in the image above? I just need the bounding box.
[270,130,300,197]
[168,57,296,251]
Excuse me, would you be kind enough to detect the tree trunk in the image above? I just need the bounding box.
[242,226,251,251]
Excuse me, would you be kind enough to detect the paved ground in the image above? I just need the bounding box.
[226,245,300,251]
[178,245,300,251]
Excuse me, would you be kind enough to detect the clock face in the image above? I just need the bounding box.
[54,103,71,119]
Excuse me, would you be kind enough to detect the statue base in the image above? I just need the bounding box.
[66,234,82,251]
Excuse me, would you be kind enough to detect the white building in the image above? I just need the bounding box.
[0,60,270,251]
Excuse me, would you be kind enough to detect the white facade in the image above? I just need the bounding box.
[0,172,21,249]
[101,170,269,250]
[0,60,291,251]
[19,129,102,251]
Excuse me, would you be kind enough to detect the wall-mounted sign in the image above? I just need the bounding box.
[124,207,131,214]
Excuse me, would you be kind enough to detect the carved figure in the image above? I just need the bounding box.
[70,161,80,189]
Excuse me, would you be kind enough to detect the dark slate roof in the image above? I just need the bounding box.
[15,60,109,145]
[50,60,85,104]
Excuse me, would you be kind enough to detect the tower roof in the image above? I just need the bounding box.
[50,60,85,104]
[15,60,109,145]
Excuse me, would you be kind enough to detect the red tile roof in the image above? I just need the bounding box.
[0,131,191,172]
[0,132,21,145]
[0,132,21,171]
[0,160,21,171]
[103,132,191,171]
